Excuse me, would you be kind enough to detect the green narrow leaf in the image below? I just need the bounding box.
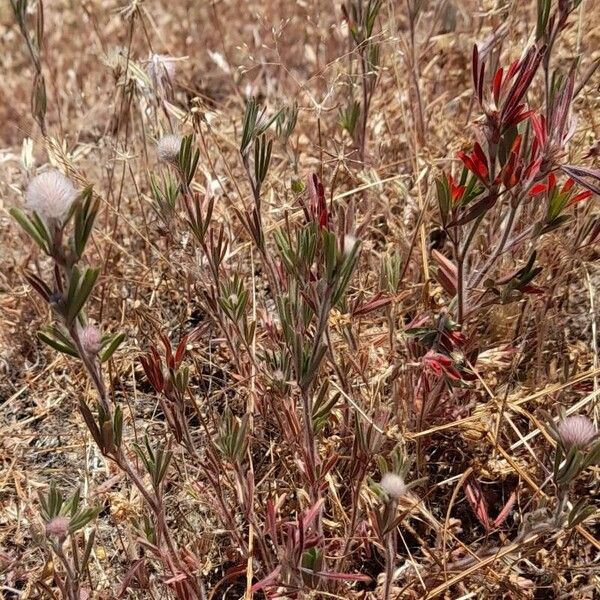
[66,267,100,323]
[100,332,125,362]
[66,267,81,314]
[79,399,102,448]
[188,148,200,185]
[37,330,79,357]
[583,441,600,468]
[10,207,50,253]
[24,271,52,301]
[74,188,98,257]
[300,343,328,390]
[435,176,450,224]
[67,488,81,515]
[241,98,258,154]
[113,405,123,448]
[81,529,96,569]
[156,450,172,487]
[69,507,100,534]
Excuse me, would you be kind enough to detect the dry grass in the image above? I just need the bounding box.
[1,0,600,598]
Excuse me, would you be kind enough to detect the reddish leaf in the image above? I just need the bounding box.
[422,350,461,381]
[530,113,546,145]
[561,178,575,193]
[116,559,147,598]
[529,183,547,196]
[351,294,392,317]
[451,193,498,226]
[307,173,329,229]
[161,334,174,370]
[473,142,488,176]
[523,157,542,182]
[493,490,517,528]
[458,151,476,175]
[569,191,593,205]
[492,66,503,105]
[464,478,491,531]
[472,44,479,92]
[501,46,545,124]
[447,174,465,203]
[506,58,520,80]
[432,249,458,296]
[175,335,188,366]
[252,566,282,592]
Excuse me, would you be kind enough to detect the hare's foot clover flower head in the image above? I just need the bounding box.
[80,324,102,356]
[558,415,597,450]
[157,134,182,165]
[45,516,71,541]
[26,170,78,224]
[380,473,407,500]
[343,233,358,256]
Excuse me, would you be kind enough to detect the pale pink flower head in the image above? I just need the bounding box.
[45,516,71,540]
[80,325,102,355]
[558,415,597,450]
[26,170,78,222]
[380,472,406,500]
[157,134,182,164]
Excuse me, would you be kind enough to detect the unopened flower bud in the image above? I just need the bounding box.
[558,415,597,450]
[45,516,71,540]
[380,472,406,500]
[26,170,78,223]
[157,134,182,164]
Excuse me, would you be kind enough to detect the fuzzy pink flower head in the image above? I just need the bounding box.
[558,415,597,450]
[45,516,71,539]
[80,325,102,355]
[26,170,78,222]
[157,134,182,164]
[380,472,407,500]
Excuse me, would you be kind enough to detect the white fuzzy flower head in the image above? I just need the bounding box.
[147,54,176,89]
[157,134,182,164]
[45,516,71,540]
[380,473,406,500]
[343,234,358,256]
[558,415,597,450]
[80,325,102,355]
[26,170,78,222]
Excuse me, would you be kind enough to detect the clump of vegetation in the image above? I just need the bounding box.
[1,0,599,598]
